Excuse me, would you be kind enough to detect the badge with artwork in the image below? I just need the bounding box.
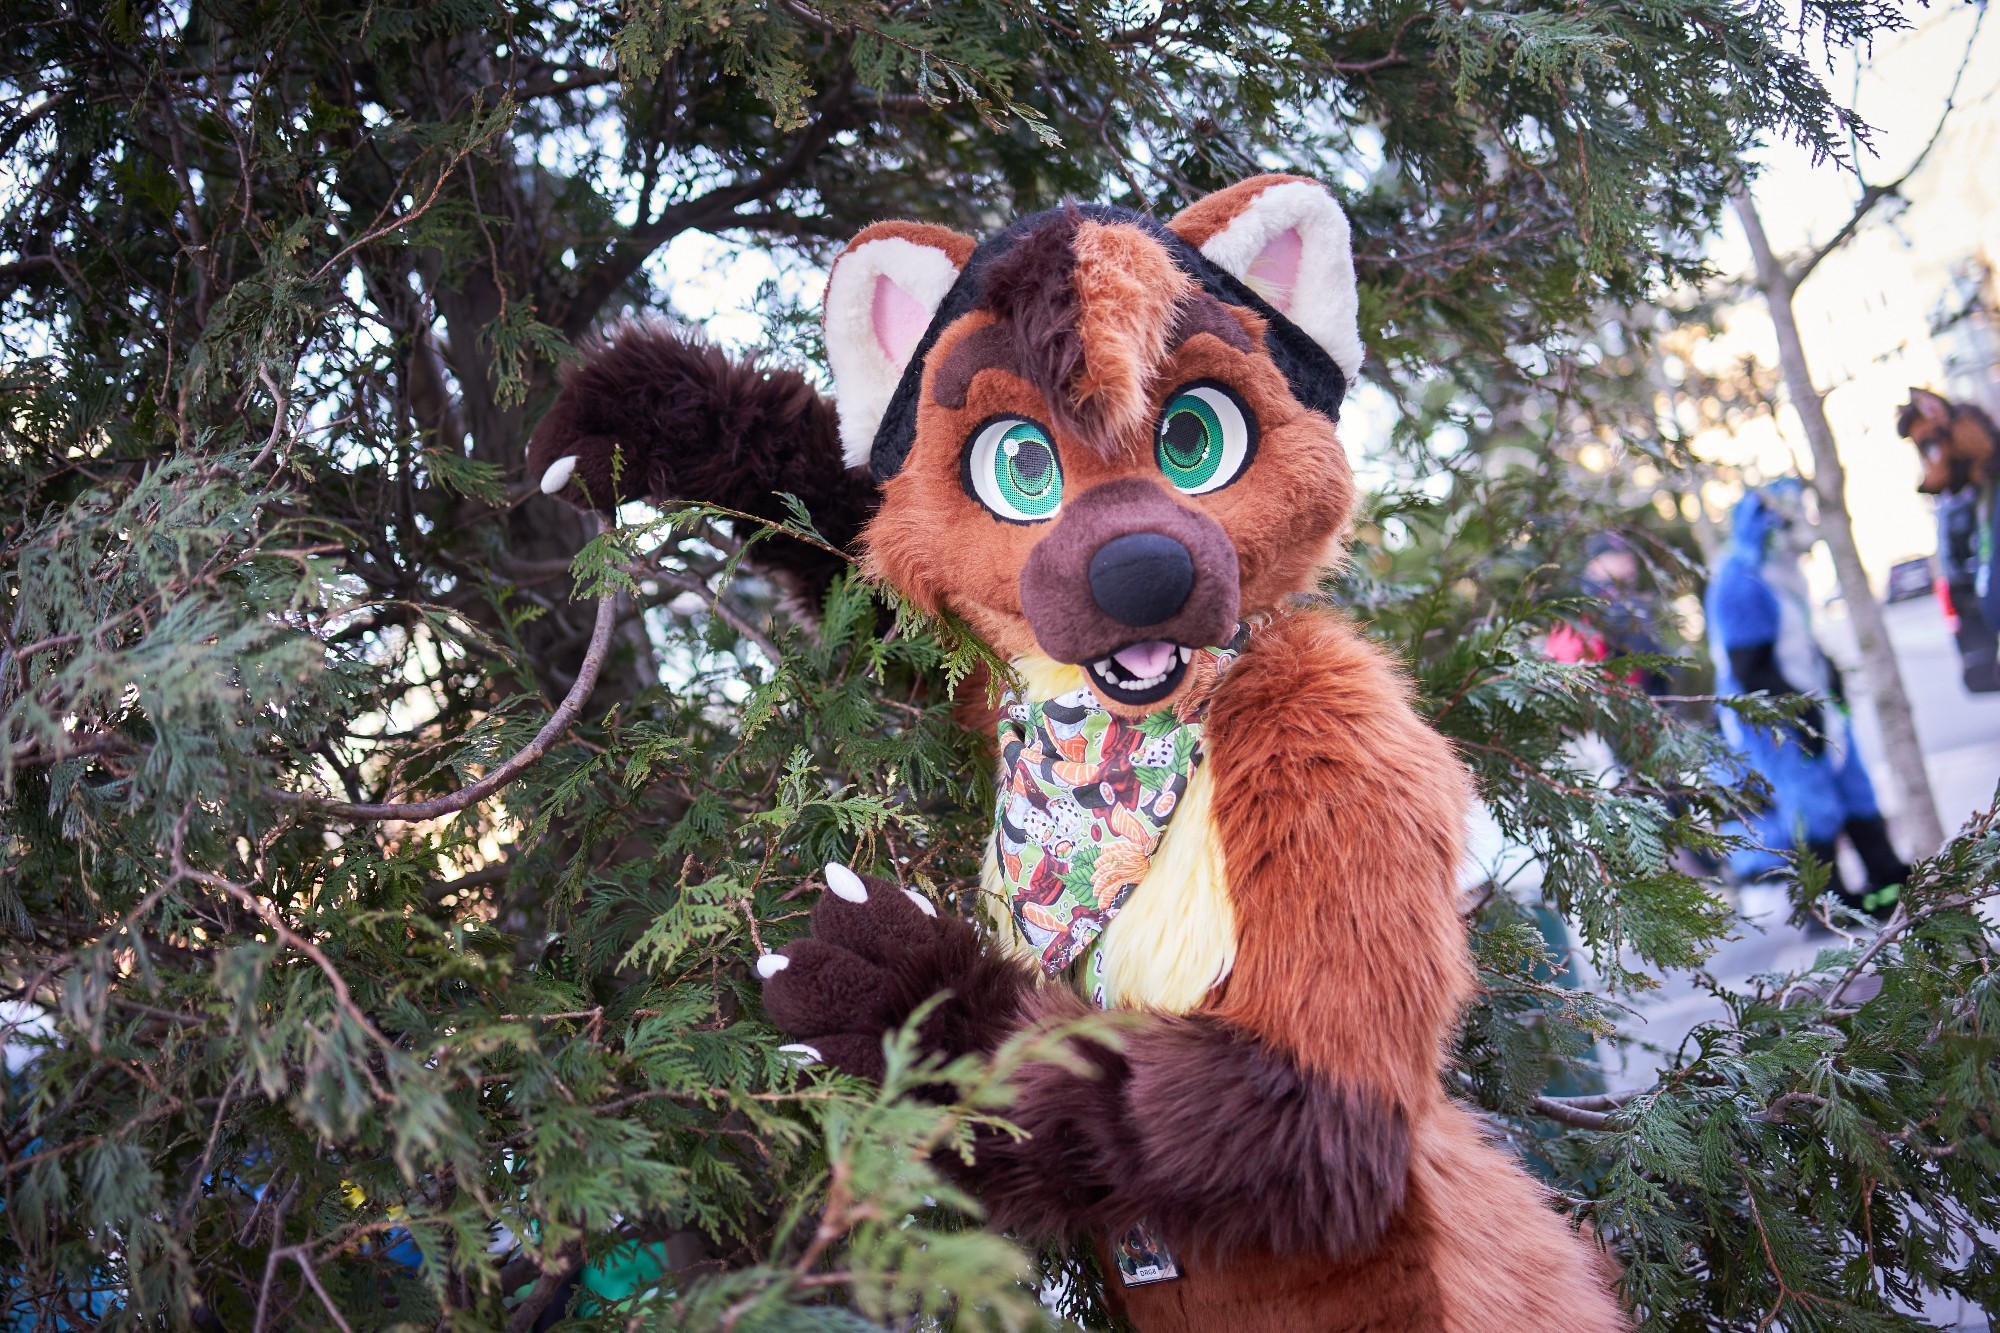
[1111,1221,1181,1286]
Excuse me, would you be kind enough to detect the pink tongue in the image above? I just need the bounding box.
[1111,640,1177,679]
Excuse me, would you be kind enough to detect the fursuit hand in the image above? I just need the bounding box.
[756,864,970,1081]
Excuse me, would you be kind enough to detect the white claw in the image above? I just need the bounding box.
[755,953,790,979]
[902,888,938,918]
[825,863,868,903]
[539,455,578,495]
[778,1043,822,1065]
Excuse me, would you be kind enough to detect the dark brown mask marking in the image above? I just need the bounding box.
[980,210,1087,437]
[932,290,1255,418]
[1168,292,1256,355]
[931,320,1020,411]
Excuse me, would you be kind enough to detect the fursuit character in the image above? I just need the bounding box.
[529,175,1628,1331]
[1896,388,2000,693]
[1706,481,1907,916]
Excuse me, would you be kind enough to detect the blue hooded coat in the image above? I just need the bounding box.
[1707,483,1884,880]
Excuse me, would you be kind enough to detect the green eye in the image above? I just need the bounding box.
[965,418,1063,522]
[1156,383,1255,494]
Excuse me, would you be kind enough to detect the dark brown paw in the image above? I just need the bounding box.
[758,863,954,1080]
[531,431,630,510]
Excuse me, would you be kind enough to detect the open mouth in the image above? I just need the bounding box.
[1086,639,1193,706]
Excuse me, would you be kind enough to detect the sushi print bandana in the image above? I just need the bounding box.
[994,633,1245,985]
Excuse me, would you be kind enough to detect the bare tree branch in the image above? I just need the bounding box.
[559,70,855,337]
[283,1247,356,1333]
[649,566,783,665]
[1527,1093,1625,1131]
[1460,1073,1640,1131]
[267,591,617,822]
[1789,5,1985,286]
[505,1240,583,1333]
[1733,186,1948,854]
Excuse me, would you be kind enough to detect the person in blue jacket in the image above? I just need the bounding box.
[1707,480,1908,918]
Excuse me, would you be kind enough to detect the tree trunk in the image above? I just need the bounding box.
[1731,189,1947,856]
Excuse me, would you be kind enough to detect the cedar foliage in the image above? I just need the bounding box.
[0,2,1994,1329]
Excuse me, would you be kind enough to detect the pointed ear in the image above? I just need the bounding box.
[823,222,976,469]
[1168,175,1362,386]
[1910,388,1953,425]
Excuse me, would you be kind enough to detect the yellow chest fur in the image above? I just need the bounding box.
[979,657,1238,1015]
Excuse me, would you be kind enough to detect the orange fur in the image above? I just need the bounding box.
[1107,1105,1628,1333]
[863,310,1057,657]
[1103,1202,1449,1330]
[830,219,977,275]
[1899,389,1999,494]
[1150,326,1355,614]
[867,309,1353,701]
[1165,172,1322,249]
[1205,609,1471,1106]
[1069,221,1193,446]
[556,180,1627,1327]
[849,181,1626,1330]
[1930,410,1997,493]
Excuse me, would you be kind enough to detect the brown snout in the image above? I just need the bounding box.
[1915,443,1974,496]
[1018,478,1240,663]
[1909,430,1946,495]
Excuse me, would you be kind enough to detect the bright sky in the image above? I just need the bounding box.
[1692,4,2000,587]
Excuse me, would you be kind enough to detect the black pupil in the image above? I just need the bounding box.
[1012,439,1050,484]
[1164,412,1207,464]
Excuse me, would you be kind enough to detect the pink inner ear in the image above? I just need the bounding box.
[1247,227,1303,311]
[872,274,929,367]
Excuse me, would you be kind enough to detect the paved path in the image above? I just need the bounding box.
[1843,598,2000,841]
[1613,596,1998,1328]
[1617,597,1998,1086]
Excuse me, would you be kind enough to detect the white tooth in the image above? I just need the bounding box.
[539,455,578,494]
[902,888,938,917]
[1178,646,1191,663]
[778,1043,821,1065]
[825,863,868,903]
[755,953,790,978]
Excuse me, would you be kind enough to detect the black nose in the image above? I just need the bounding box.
[1088,532,1195,627]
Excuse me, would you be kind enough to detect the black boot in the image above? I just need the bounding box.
[1843,816,1908,920]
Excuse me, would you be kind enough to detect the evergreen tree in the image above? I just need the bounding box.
[0,1,1993,1328]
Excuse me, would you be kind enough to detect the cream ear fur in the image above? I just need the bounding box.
[1195,179,1364,385]
[823,235,964,470]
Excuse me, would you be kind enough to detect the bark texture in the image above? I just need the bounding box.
[1731,188,1946,855]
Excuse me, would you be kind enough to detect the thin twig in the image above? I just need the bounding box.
[250,1180,300,1333]
[719,1158,858,1332]
[505,1240,582,1333]
[267,591,616,821]
[284,1247,355,1333]
[1527,1092,1626,1130]
[649,566,783,665]
[175,1069,244,1228]
[1788,5,1987,286]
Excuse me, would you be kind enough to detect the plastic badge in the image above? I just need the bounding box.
[1112,1221,1181,1286]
